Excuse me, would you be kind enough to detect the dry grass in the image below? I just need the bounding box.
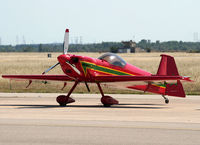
[0,52,199,94]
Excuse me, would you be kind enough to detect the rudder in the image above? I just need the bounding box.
[157,54,179,76]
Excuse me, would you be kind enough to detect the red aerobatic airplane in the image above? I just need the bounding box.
[2,29,192,107]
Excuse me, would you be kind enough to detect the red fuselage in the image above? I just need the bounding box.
[57,53,151,82]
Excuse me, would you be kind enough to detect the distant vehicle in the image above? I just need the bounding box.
[2,29,192,107]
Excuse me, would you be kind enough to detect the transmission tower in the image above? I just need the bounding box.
[193,32,198,42]
[80,36,83,44]
[75,37,78,44]
[16,35,19,45]
[22,35,26,44]
[70,37,74,44]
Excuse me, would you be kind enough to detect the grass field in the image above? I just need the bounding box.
[0,52,199,95]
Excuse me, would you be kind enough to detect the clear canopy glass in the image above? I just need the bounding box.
[98,53,126,67]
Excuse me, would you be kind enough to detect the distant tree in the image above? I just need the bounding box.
[22,46,35,52]
[156,40,160,44]
[39,44,42,52]
[2,41,200,52]
[110,46,118,53]
[137,39,148,49]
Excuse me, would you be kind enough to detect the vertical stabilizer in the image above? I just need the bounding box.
[157,54,179,76]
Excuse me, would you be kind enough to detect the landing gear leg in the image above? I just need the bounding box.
[56,81,78,106]
[97,83,119,107]
[162,95,169,104]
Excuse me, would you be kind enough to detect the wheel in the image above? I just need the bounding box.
[101,96,119,106]
[165,99,169,104]
[56,95,67,107]
[56,95,75,106]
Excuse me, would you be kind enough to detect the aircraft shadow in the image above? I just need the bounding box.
[0,104,167,109]
[117,103,165,106]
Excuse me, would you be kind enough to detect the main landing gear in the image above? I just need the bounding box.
[56,81,78,106]
[162,95,169,104]
[56,81,119,107]
[97,83,119,107]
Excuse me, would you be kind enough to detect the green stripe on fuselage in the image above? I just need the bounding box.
[80,61,132,76]
[152,82,166,88]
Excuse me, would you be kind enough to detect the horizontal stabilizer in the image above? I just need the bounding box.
[128,81,185,98]
[127,84,165,95]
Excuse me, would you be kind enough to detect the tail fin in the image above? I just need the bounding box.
[157,54,179,76]
[157,54,185,97]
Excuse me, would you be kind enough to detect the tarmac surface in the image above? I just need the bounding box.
[0,93,200,145]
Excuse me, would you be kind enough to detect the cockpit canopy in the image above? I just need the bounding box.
[98,53,126,67]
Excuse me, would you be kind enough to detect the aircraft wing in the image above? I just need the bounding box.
[2,75,74,81]
[94,75,191,82]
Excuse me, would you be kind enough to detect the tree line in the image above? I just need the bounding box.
[0,40,200,52]
[137,40,200,52]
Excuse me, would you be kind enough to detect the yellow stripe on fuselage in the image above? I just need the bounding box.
[80,61,135,76]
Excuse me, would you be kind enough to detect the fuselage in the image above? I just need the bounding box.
[57,53,151,82]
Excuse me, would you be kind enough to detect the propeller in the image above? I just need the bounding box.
[63,29,69,54]
[42,62,60,74]
[41,28,90,92]
[42,29,70,75]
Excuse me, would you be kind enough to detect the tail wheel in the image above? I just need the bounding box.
[162,95,169,104]
[165,99,169,104]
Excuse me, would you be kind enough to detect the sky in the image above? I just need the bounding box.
[0,0,200,45]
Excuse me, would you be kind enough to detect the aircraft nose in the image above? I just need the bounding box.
[57,54,70,63]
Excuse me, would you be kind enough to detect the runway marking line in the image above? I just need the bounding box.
[0,123,200,131]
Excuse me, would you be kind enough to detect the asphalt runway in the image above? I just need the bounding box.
[0,93,200,145]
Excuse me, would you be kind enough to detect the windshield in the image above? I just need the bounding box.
[98,53,126,67]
